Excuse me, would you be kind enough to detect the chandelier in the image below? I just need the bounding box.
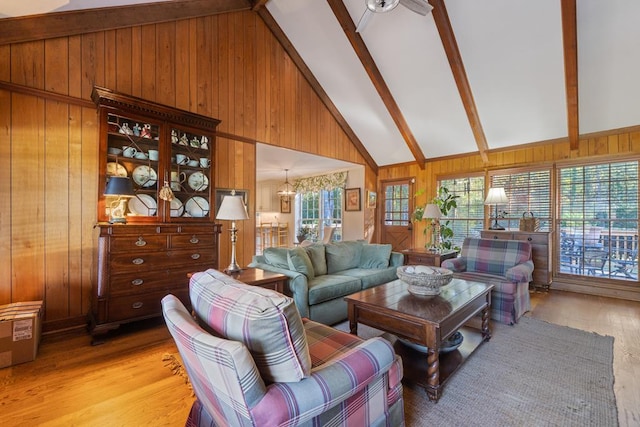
[277,169,295,196]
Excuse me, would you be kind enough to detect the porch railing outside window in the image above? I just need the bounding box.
[558,161,638,281]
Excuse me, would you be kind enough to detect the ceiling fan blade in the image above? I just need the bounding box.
[355,9,374,33]
[399,0,433,16]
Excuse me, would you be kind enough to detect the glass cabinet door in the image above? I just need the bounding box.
[168,127,213,220]
[104,113,161,221]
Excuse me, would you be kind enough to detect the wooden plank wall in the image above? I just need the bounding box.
[379,131,640,249]
[0,11,368,330]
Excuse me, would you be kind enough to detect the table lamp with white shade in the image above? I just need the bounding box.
[485,187,509,230]
[422,203,442,252]
[216,190,250,273]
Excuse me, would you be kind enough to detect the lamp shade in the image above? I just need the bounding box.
[422,203,441,220]
[216,195,249,221]
[104,176,135,197]
[484,187,508,205]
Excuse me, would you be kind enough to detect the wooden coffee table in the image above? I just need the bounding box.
[345,278,493,402]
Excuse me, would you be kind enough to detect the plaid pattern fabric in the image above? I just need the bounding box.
[164,296,405,427]
[162,295,265,426]
[442,238,534,325]
[190,269,311,383]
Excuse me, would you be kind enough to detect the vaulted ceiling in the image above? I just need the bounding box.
[3,0,640,172]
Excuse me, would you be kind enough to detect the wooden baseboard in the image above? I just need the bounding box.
[43,316,89,336]
[551,278,640,302]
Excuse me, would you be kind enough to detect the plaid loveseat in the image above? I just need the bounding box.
[442,237,534,325]
[162,268,405,427]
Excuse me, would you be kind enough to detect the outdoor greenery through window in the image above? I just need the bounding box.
[558,160,638,281]
[297,189,342,242]
[489,169,552,231]
[438,176,486,249]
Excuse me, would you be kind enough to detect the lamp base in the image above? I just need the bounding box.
[488,222,505,230]
[224,264,242,274]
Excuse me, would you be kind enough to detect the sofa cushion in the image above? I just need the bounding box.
[304,244,327,276]
[263,247,290,269]
[189,269,311,383]
[359,244,392,269]
[339,267,398,290]
[326,241,364,274]
[287,247,315,280]
[307,274,362,305]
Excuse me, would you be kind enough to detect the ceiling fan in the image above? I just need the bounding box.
[355,0,433,33]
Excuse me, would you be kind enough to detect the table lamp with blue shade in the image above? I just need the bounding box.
[104,176,136,224]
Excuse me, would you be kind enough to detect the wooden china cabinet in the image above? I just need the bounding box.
[90,86,221,340]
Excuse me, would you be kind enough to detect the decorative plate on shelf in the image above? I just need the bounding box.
[184,196,209,218]
[106,162,127,177]
[128,194,157,216]
[132,165,157,188]
[187,172,209,191]
[170,198,184,217]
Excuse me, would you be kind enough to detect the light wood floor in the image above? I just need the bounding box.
[1,290,639,427]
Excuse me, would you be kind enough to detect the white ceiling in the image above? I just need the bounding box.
[4,0,640,171]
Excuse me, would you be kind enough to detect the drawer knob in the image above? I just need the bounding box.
[132,258,144,265]
[191,253,201,260]
[135,237,147,247]
[190,236,199,244]
[131,279,144,286]
[493,236,498,239]
[527,237,533,241]
[132,302,143,309]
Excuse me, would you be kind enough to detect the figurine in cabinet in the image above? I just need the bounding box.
[200,136,209,150]
[171,129,179,144]
[190,136,200,148]
[179,133,189,145]
[133,123,141,136]
[119,123,133,135]
[141,124,152,139]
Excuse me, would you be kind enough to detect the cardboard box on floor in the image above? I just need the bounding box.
[0,301,43,368]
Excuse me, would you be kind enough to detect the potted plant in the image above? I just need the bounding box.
[296,224,312,243]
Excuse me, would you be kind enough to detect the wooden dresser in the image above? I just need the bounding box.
[92,224,220,338]
[480,230,553,290]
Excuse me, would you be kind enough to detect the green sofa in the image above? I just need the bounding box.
[249,241,403,325]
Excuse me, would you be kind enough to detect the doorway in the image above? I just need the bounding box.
[381,178,414,252]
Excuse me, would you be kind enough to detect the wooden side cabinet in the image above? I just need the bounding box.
[480,230,553,290]
[91,224,221,339]
[401,248,458,266]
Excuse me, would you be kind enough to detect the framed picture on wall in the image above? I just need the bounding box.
[280,196,291,213]
[215,189,249,214]
[345,188,361,211]
[367,191,377,208]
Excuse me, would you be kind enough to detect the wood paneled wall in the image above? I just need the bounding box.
[379,130,640,250]
[0,11,369,330]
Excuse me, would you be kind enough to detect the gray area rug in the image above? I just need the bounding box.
[335,316,617,427]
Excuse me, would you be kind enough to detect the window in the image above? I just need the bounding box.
[297,189,342,242]
[557,160,638,281]
[439,176,485,248]
[384,183,410,226]
[489,169,552,231]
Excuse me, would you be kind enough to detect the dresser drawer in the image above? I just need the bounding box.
[171,233,216,249]
[110,235,167,252]
[107,288,189,322]
[511,233,549,245]
[109,270,190,296]
[110,249,216,272]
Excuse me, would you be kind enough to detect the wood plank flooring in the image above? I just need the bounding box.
[1,290,638,426]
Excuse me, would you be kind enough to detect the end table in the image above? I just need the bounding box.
[401,248,457,266]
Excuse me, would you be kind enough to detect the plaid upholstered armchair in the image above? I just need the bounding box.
[161,269,405,427]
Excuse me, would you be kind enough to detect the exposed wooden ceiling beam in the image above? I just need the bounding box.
[0,0,251,45]
[430,0,489,164]
[256,7,379,173]
[327,0,427,169]
[561,0,579,151]
[251,0,270,12]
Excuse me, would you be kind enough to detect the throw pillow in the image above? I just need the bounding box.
[287,247,315,279]
[359,243,392,268]
[263,247,289,269]
[325,241,364,273]
[189,269,312,383]
[304,244,327,276]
